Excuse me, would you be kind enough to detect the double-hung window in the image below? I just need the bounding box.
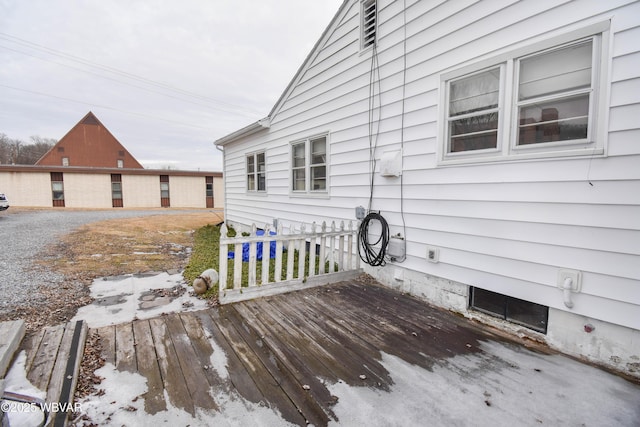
[441,24,607,163]
[246,151,266,192]
[291,135,328,194]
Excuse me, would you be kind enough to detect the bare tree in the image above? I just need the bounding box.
[0,133,11,164]
[0,133,56,165]
[20,135,56,164]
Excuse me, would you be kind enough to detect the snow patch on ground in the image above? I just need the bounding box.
[2,351,47,427]
[72,272,208,328]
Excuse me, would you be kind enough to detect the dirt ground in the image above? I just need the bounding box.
[16,210,224,333]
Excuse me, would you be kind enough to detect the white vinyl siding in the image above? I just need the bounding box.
[218,0,640,334]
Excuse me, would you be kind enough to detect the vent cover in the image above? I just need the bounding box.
[81,113,99,125]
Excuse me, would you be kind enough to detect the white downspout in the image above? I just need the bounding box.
[215,144,228,222]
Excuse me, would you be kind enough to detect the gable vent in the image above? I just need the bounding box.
[361,0,377,49]
[82,114,99,125]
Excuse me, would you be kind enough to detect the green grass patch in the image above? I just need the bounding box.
[183,223,338,299]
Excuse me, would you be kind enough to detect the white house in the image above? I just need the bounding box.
[215,0,640,377]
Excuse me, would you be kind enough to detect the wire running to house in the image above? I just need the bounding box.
[366,43,382,212]
[392,0,409,263]
[358,211,389,266]
[0,84,213,131]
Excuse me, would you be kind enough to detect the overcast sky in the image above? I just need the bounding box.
[0,0,343,171]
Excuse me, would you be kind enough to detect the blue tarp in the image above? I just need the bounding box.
[228,230,277,262]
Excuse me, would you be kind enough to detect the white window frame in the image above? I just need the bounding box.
[438,22,609,165]
[246,151,266,193]
[290,134,329,196]
[360,0,377,51]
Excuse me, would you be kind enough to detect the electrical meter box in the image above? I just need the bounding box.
[387,236,405,259]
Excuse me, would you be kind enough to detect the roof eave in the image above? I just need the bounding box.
[214,117,271,147]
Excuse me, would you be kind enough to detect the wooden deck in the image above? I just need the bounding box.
[20,320,87,427]
[91,280,502,426]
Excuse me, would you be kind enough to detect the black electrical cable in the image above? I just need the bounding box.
[358,212,389,266]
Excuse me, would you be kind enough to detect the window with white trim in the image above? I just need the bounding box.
[291,135,328,193]
[441,29,606,163]
[360,0,376,50]
[246,151,266,192]
[516,40,592,146]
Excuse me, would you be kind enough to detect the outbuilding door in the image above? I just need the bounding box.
[206,176,214,208]
[160,175,170,207]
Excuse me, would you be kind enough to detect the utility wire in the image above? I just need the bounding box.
[367,43,381,212]
[0,44,257,119]
[0,84,214,131]
[359,40,388,267]
[0,32,263,117]
[392,0,409,263]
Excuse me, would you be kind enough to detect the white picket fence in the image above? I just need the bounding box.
[218,220,361,304]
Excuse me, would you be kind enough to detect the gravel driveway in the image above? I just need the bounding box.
[0,209,197,316]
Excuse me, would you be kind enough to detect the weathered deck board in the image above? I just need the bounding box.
[178,312,227,392]
[15,281,639,426]
[21,327,44,373]
[148,317,195,415]
[27,325,65,391]
[47,321,87,427]
[131,319,166,414]
[234,301,341,416]
[0,320,25,378]
[18,321,87,427]
[94,325,115,366]
[87,281,524,426]
[211,306,308,425]
[261,292,394,387]
[222,304,329,426]
[114,322,136,372]
[189,309,264,403]
[163,315,218,412]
